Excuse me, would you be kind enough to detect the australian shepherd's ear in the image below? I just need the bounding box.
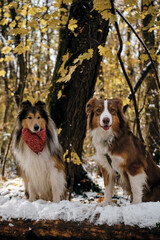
[34,101,46,110]
[113,98,128,129]
[86,98,98,129]
[86,98,97,116]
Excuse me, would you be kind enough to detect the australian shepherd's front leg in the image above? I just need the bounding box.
[95,153,116,205]
[101,167,116,205]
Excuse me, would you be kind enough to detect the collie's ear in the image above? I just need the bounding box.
[21,100,32,110]
[34,101,46,110]
[86,98,97,117]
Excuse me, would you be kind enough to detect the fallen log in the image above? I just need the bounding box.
[0,218,160,240]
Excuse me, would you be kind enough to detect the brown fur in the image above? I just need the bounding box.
[13,100,66,202]
[86,97,160,202]
[22,112,46,131]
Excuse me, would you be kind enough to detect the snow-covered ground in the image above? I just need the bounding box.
[0,175,160,228]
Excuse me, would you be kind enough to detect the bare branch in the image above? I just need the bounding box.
[116,8,160,90]
[110,0,144,143]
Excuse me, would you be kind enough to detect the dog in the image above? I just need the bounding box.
[86,97,160,205]
[13,100,66,202]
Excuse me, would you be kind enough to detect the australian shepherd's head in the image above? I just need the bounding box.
[18,100,48,133]
[86,98,129,136]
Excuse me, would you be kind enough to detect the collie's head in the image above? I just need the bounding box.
[86,98,128,134]
[18,100,48,133]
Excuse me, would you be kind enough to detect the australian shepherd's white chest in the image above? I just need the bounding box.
[86,98,160,205]
[13,100,66,202]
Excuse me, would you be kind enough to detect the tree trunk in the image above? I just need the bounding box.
[48,0,109,192]
[142,1,160,164]
[0,218,160,240]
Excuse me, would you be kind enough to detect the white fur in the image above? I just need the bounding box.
[13,117,66,202]
[91,126,147,205]
[91,127,115,205]
[14,145,66,202]
[100,100,112,127]
[128,172,147,204]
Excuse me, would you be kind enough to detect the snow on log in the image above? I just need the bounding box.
[0,218,160,240]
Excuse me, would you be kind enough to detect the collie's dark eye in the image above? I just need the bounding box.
[37,116,41,119]
[28,116,32,119]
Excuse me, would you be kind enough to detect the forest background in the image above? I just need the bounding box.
[0,0,159,193]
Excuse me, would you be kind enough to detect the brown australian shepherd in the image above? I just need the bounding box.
[13,100,66,202]
[86,97,160,205]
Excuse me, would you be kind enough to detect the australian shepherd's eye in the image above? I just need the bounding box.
[28,116,32,119]
[95,108,102,115]
[37,116,41,119]
[110,108,116,115]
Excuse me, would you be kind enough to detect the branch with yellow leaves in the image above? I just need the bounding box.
[110,0,144,143]
[116,8,160,90]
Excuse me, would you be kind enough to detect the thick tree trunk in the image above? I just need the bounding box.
[142,1,160,164]
[48,0,109,192]
[0,218,160,240]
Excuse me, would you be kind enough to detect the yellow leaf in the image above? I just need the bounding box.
[140,53,149,62]
[28,7,37,16]
[157,55,160,64]
[63,0,71,4]
[0,70,6,76]
[14,43,30,55]
[4,56,14,62]
[39,6,47,12]
[71,151,82,165]
[7,40,13,45]
[9,20,16,28]
[57,90,62,99]
[78,48,93,63]
[2,46,12,54]
[124,6,133,12]
[42,27,48,33]
[4,12,10,18]
[8,2,17,8]
[40,19,46,25]
[101,10,112,21]
[109,14,117,24]
[0,58,4,63]
[98,45,113,58]
[63,149,69,160]
[57,128,62,135]
[68,18,78,32]
[40,43,50,49]
[21,9,27,16]
[0,19,9,25]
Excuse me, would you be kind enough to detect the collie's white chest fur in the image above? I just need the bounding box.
[14,143,65,202]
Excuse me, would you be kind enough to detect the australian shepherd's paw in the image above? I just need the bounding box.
[86,97,160,205]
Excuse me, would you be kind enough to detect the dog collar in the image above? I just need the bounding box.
[22,128,46,154]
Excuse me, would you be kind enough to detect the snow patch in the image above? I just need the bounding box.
[0,196,160,228]
[0,177,160,228]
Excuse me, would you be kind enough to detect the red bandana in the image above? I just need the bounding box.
[22,128,46,154]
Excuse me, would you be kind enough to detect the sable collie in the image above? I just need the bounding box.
[86,97,160,205]
[13,100,66,202]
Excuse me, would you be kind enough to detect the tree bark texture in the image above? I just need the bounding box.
[142,1,160,164]
[0,218,160,240]
[48,0,109,192]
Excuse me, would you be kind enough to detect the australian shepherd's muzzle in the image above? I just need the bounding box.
[86,97,160,205]
[13,100,66,202]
